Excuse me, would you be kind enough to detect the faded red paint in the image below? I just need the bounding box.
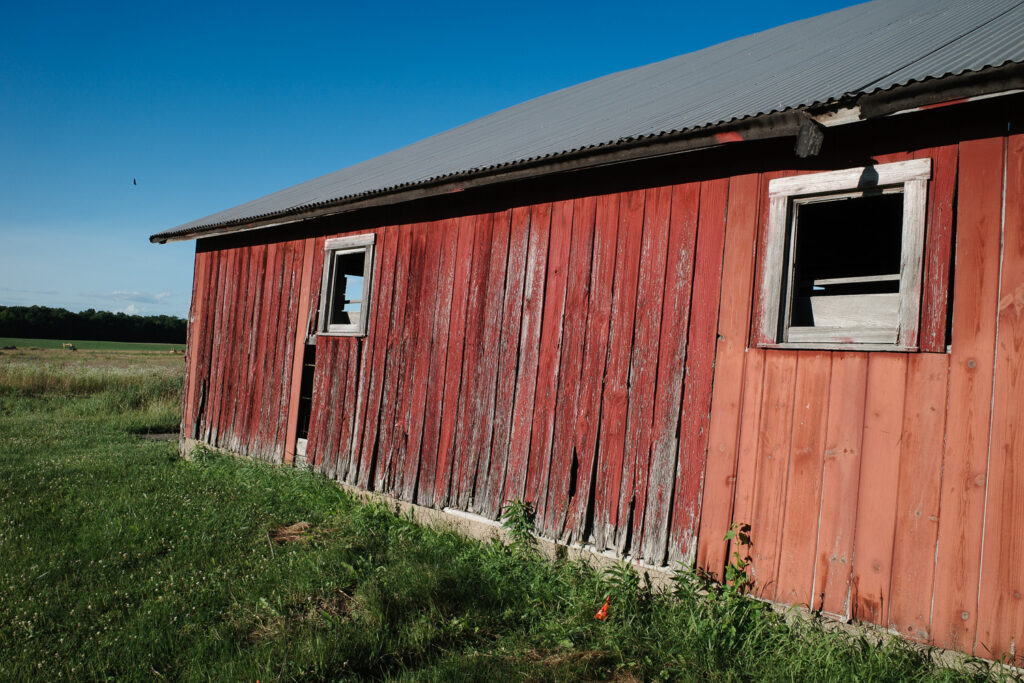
[181,106,1024,663]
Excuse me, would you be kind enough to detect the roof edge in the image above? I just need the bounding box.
[151,61,1024,245]
[151,109,813,243]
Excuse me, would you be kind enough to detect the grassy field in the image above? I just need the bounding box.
[0,337,184,351]
[0,349,1013,681]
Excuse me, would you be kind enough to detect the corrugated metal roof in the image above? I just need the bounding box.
[152,0,1024,241]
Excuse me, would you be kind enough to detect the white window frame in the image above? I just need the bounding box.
[756,158,931,351]
[318,233,375,337]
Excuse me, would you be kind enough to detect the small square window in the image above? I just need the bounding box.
[318,234,375,336]
[756,159,931,350]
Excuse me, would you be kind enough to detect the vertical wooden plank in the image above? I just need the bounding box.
[335,339,361,481]
[205,248,229,445]
[812,352,868,617]
[747,349,798,598]
[322,339,349,478]
[622,185,671,559]
[284,238,316,464]
[931,136,1004,652]
[373,226,414,492]
[696,173,763,579]
[434,215,478,506]
[390,223,432,495]
[917,145,958,353]
[191,247,218,440]
[451,214,497,510]
[502,202,552,505]
[417,218,460,507]
[850,353,908,627]
[345,228,384,486]
[304,336,332,471]
[592,189,645,551]
[210,247,238,447]
[467,209,513,513]
[667,177,730,565]
[774,350,831,607]
[641,181,699,564]
[272,242,305,461]
[749,169,798,347]
[543,196,598,536]
[563,193,620,543]
[239,243,269,455]
[223,246,251,452]
[525,198,574,527]
[357,227,399,490]
[214,246,239,448]
[241,244,265,453]
[235,245,261,454]
[481,207,532,518]
[976,126,1024,664]
[397,222,445,500]
[253,244,281,454]
[888,352,949,642]
[182,248,210,438]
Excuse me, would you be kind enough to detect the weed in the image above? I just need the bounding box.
[500,499,537,554]
[723,521,753,595]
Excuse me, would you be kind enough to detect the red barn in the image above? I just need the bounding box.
[152,0,1024,662]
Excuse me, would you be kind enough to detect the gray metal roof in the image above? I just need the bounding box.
[153,0,1024,242]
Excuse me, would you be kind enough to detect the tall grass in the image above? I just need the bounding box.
[0,352,182,433]
[0,353,1014,680]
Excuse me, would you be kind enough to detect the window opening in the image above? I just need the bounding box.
[317,234,375,336]
[784,192,904,341]
[756,158,931,350]
[328,250,365,328]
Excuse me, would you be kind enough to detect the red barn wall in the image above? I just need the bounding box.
[696,118,1024,661]
[180,101,1024,660]
[181,237,307,462]
[298,181,731,567]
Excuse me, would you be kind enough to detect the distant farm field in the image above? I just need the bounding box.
[0,349,1002,680]
[0,337,183,352]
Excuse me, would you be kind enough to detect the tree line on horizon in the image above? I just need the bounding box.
[0,305,187,344]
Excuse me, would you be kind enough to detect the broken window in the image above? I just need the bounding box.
[318,233,375,336]
[756,159,931,349]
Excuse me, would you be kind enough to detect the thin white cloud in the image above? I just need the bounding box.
[98,290,179,304]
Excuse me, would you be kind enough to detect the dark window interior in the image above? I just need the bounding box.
[787,193,904,329]
[329,250,365,327]
[296,343,316,440]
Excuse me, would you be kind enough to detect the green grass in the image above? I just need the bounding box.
[0,337,183,351]
[0,354,1014,681]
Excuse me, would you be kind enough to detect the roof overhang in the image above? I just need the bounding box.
[151,61,1024,245]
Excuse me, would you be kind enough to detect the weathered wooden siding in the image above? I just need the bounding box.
[695,123,1024,662]
[292,187,729,565]
[181,106,1024,662]
[182,237,307,462]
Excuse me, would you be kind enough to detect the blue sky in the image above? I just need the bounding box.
[0,0,860,319]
